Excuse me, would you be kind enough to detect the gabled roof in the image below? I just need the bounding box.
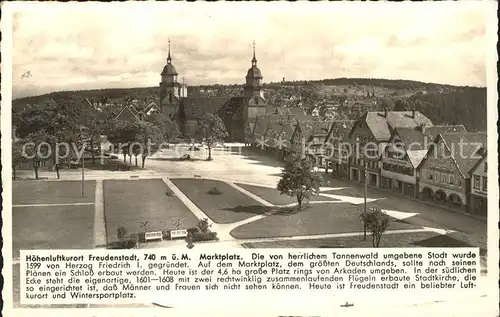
[386,127,431,168]
[469,150,487,174]
[221,97,245,118]
[355,111,433,141]
[266,119,284,140]
[252,115,271,138]
[143,101,160,113]
[247,95,267,107]
[115,105,140,122]
[427,132,487,177]
[310,121,332,138]
[293,120,315,143]
[279,122,296,146]
[422,125,466,143]
[392,127,426,151]
[406,150,428,169]
[180,97,230,119]
[161,93,180,106]
[325,120,355,142]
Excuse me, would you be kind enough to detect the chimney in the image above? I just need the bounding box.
[412,107,416,119]
[384,107,388,117]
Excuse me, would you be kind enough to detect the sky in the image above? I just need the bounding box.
[10,1,491,99]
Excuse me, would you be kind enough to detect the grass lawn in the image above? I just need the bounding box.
[230,202,420,239]
[12,205,94,258]
[171,178,267,224]
[235,183,339,205]
[104,179,199,244]
[13,180,95,205]
[242,231,474,248]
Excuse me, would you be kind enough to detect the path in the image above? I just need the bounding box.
[146,177,449,249]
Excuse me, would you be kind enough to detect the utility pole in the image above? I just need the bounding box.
[363,160,368,240]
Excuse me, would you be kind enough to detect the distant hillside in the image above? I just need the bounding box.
[266,77,464,91]
[406,88,487,132]
[13,77,487,132]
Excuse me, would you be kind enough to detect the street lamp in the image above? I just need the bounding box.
[81,144,85,198]
[80,135,86,198]
[357,135,368,241]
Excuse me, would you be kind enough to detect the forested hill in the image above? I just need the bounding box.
[266,77,462,91]
[396,87,487,132]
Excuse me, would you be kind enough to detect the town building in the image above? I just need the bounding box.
[159,41,267,142]
[324,120,354,179]
[380,125,467,198]
[347,109,433,187]
[380,127,427,198]
[418,132,487,213]
[305,121,332,167]
[469,150,487,216]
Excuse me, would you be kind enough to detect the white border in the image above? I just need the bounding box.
[1,1,499,316]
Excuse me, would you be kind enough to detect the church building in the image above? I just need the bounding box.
[159,41,268,141]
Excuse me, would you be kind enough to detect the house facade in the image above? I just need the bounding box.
[469,152,487,216]
[380,128,427,198]
[324,120,354,179]
[305,121,332,167]
[418,132,487,213]
[347,110,433,187]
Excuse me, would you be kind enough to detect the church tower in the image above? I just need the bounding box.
[159,39,181,107]
[244,41,267,133]
[244,41,263,99]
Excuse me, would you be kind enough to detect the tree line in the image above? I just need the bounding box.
[12,97,230,179]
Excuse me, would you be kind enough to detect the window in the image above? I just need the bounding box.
[483,177,487,191]
[428,172,433,180]
[457,178,462,186]
[441,174,446,183]
[474,175,481,189]
[484,162,487,173]
[435,172,439,182]
[449,175,454,184]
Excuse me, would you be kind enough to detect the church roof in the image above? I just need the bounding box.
[180,97,230,119]
[246,66,263,79]
[247,95,266,107]
[161,64,178,76]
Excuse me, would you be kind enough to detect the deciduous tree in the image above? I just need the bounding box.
[277,154,322,210]
[360,208,391,247]
[133,120,163,168]
[23,130,51,179]
[195,113,228,161]
[12,139,26,180]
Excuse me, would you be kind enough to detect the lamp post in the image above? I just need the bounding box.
[81,143,85,198]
